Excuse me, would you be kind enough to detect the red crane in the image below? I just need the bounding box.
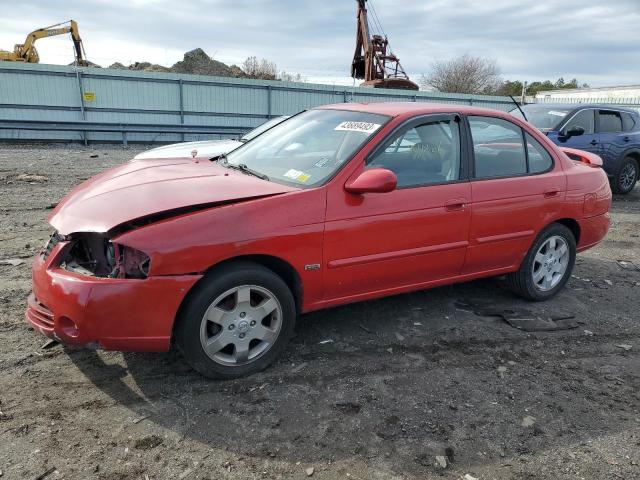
[351,0,419,90]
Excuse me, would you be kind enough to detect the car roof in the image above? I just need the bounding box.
[316,102,513,118]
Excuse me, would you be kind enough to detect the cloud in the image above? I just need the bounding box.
[0,0,638,86]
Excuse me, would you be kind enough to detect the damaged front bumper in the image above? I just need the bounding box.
[26,236,201,352]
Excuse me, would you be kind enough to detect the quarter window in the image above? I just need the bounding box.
[598,110,623,133]
[469,117,527,178]
[526,133,553,173]
[621,112,637,132]
[367,119,461,188]
[563,109,594,135]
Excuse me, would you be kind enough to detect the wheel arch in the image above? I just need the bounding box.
[622,148,640,164]
[518,218,581,269]
[173,254,303,340]
[552,218,581,245]
[217,255,304,314]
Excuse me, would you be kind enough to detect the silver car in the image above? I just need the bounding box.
[134,116,289,160]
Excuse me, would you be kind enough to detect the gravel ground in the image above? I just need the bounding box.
[0,144,639,480]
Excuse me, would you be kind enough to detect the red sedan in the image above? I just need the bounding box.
[27,103,611,378]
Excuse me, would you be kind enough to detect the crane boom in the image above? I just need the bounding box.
[0,20,88,66]
[351,0,418,90]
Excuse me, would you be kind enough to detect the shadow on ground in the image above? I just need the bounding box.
[68,255,640,476]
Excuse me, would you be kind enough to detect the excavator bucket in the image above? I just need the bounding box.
[363,78,420,91]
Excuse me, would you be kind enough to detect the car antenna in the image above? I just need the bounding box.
[509,95,528,122]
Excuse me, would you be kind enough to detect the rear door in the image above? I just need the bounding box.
[463,116,566,275]
[597,109,628,170]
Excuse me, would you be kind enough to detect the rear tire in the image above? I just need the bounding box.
[611,156,639,194]
[506,223,576,301]
[175,261,296,379]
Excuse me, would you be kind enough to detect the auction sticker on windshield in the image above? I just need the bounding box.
[549,111,569,117]
[335,121,382,134]
[284,169,311,183]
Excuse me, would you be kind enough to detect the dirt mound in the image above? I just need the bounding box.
[171,48,234,76]
[107,48,246,78]
[109,61,171,73]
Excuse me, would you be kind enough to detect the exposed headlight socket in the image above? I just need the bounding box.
[61,233,150,279]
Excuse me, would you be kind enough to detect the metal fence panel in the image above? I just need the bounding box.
[0,62,516,143]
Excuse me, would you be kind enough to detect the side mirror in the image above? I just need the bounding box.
[345,168,397,194]
[564,126,585,138]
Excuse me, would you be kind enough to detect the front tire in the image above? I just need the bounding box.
[175,262,296,379]
[506,223,576,301]
[611,156,639,194]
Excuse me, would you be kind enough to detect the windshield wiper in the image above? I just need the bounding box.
[218,155,269,181]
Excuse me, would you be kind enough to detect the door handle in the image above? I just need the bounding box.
[623,137,631,143]
[590,140,598,146]
[445,199,466,211]
[544,190,559,198]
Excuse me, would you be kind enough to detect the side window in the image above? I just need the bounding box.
[563,109,595,135]
[469,116,527,178]
[526,133,553,173]
[367,119,461,188]
[599,110,623,133]
[384,129,421,153]
[621,112,636,132]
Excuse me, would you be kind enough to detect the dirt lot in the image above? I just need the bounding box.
[1,144,639,480]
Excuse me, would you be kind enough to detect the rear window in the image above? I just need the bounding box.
[511,105,572,131]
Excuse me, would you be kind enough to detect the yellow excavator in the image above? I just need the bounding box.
[0,20,88,66]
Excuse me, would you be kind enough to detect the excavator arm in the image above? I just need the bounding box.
[350,0,418,90]
[351,0,370,80]
[0,20,88,66]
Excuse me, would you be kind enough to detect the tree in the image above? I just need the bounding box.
[525,78,587,96]
[241,57,305,83]
[496,80,524,97]
[242,56,277,80]
[278,70,306,82]
[419,55,502,94]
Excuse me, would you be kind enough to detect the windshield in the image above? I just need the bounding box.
[511,105,574,131]
[226,109,390,187]
[241,116,289,142]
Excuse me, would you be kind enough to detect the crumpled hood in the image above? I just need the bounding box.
[49,158,297,235]
[133,139,243,160]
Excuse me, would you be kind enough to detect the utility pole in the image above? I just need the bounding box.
[521,81,528,105]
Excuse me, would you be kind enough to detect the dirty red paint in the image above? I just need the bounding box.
[27,103,612,351]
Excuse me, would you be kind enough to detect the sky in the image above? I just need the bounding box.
[1,0,639,88]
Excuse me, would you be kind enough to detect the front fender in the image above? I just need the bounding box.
[113,188,327,310]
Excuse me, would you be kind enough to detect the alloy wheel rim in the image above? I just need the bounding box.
[532,235,570,292]
[199,285,282,366]
[620,163,637,191]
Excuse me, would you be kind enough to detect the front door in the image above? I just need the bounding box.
[323,114,471,302]
[551,108,600,155]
